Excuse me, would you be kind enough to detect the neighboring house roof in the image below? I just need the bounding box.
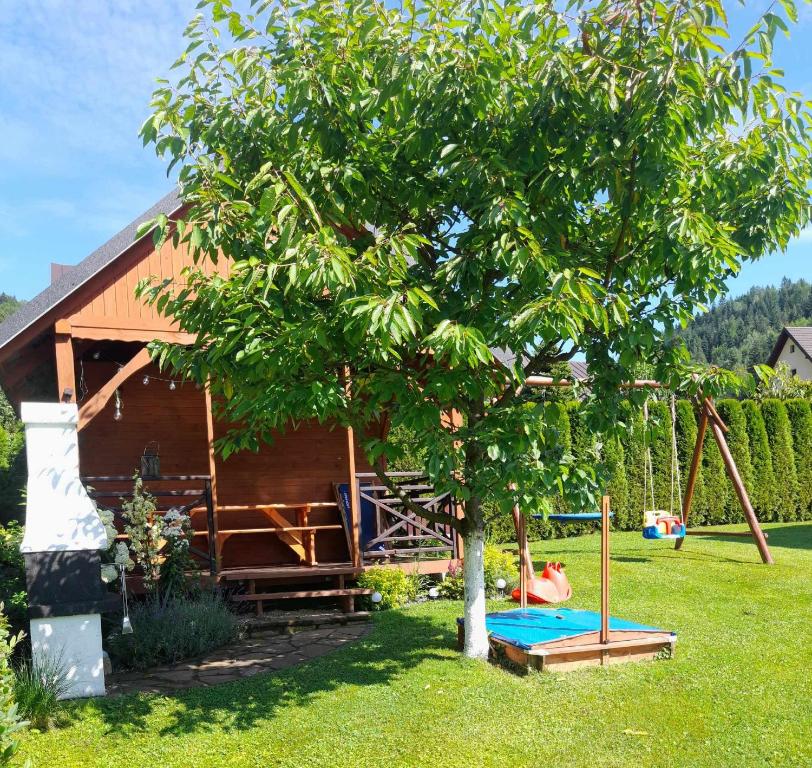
[766,326,812,368]
[569,360,588,381]
[491,348,587,381]
[0,189,181,357]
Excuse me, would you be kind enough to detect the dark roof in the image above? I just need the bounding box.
[767,326,812,367]
[0,189,181,354]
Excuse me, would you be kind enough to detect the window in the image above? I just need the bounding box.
[791,343,796,353]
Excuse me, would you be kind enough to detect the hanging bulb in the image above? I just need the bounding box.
[113,389,123,422]
[169,381,176,391]
[142,375,150,385]
[121,615,133,635]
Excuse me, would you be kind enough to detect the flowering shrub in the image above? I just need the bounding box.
[159,508,194,596]
[106,591,237,671]
[120,475,163,592]
[438,561,464,600]
[483,544,518,595]
[100,476,196,595]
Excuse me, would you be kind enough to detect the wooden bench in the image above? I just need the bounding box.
[214,503,345,567]
[233,586,373,615]
[219,563,362,581]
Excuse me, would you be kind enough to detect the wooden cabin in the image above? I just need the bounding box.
[0,191,460,612]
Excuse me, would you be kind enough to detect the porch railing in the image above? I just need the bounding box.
[81,474,216,577]
[354,471,459,563]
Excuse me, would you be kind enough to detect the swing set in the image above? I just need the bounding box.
[641,396,686,540]
[474,376,772,671]
[518,375,773,566]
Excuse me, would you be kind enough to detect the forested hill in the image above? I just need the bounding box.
[0,294,21,325]
[679,279,812,370]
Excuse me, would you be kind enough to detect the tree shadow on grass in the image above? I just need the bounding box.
[662,523,812,555]
[64,610,456,737]
[745,523,811,551]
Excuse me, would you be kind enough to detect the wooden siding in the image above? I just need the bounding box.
[66,237,230,337]
[212,416,371,568]
[77,360,209,478]
[77,359,371,569]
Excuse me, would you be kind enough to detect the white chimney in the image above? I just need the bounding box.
[20,402,109,698]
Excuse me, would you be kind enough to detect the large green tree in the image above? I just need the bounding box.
[139,0,811,657]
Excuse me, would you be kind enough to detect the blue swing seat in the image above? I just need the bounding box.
[642,523,685,540]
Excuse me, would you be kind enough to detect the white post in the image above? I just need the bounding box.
[20,403,108,699]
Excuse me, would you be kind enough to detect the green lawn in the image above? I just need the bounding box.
[22,523,812,768]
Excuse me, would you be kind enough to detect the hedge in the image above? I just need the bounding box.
[715,400,754,523]
[602,435,628,530]
[784,399,812,521]
[742,400,776,521]
[0,424,24,525]
[485,395,812,542]
[760,399,799,521]
[617,400,646,530]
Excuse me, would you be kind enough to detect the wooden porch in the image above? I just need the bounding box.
[84,469,461,614]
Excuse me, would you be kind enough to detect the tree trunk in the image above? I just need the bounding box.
[462,518,489,659]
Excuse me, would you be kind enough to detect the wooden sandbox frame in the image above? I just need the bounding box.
[485,497,676,672]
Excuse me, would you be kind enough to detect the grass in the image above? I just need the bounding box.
[20,523,812,767]
[13,653,71,730]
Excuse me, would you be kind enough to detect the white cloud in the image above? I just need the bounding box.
[0,1,193,175]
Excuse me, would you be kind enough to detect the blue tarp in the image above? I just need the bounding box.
[458,607,674,650]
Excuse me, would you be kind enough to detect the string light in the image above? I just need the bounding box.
[83,354,185,413]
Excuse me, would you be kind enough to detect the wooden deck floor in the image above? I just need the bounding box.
[219,562,362,582]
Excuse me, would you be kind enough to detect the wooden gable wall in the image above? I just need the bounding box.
[63,235,230,343]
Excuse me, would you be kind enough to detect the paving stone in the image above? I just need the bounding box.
[107,621,371,696]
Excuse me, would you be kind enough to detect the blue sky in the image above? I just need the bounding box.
[1,1,811,302]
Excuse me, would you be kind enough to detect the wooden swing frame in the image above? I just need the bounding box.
[510,377,773,574]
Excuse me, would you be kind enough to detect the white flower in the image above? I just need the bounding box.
[100,564,119,583]
[114,542,133,568]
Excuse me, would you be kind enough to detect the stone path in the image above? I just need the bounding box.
[107,622,371,696]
